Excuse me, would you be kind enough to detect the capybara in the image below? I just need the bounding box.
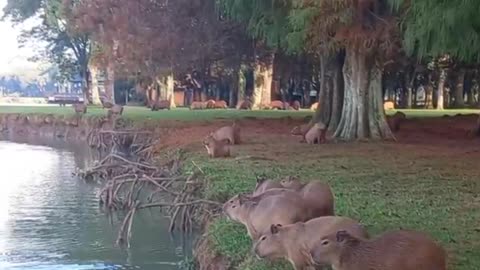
[387,111,406,132]
[291,123,313,137]
[211,122,240,145]
[304,122,327,144]
[214,100,228,109]
[384,101,395,110]
[223,192,311,240]
[252,176,284,196]
[73,104,87,114]
[107,104,124,118]
[190,101,206,110]
[253,216,368,270]
[279,177,335,217]
[203,135,230,158]
[236,100,252,110]
[310,102,319,111]
[151,99,171,111]
[270,100,286,110]
[311,230,446,270]
[205,99,216,109]
[291,100,301,110]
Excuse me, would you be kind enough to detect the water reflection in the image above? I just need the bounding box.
[0,140,190,270]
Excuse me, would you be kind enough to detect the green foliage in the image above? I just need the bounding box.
[389,0,480,62]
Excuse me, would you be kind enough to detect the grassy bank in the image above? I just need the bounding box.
[0,105,478,121]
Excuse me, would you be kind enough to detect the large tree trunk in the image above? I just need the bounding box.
[237,66,246,104]
[167,73,175,108]
[329,52,345,132]
[313,55,332,126]
[252,52,274,109]
[436,69,446,110]
[333,49,393,140]
[425,73,434,109]
[89,64,102,105]
[405,70,414,109]
[105,61,115,104]
[454,69,466,108]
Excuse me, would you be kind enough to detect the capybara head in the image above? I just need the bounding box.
[291,100,301,110]
[253,224,286,259]
[222,194,250,221]
[280,176,303,190]
[311,230,353,266]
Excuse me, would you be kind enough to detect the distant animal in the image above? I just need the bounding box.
[387,111,406,132]
[214,100,228,109]
[151,99,171,111]
[203,135,231,158]
[236,100,252,110]
[205,99,216,109]
[73,104,87,114]
[290,123,313,137]
[304,122,327,144]
[190,101,206,110]
[311,230,446,270]
[270,100,287,110]
[253,216,368,270]
[223,192,311,240]
[211,122,240,145]
[384,101,395,110]
[310,102,319,111]
[291,100,301,110]
[107,104,124,118]
[102,101,114,109]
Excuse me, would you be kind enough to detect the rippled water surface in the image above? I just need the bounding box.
[0,140,189,270]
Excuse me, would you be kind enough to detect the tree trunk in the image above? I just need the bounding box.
[425,73,434,109]
[436,69,446,110]
[105,61,115,104]
[405,71,413,109]
[475,114,480,136]
[252,52,274,109]
[454,69,466,108]
[237,65,246,104]
[166,73,175,108]
[313,55,332,126]
[329,52,345,132]
[333,49,393,140]
[89,64,102,105]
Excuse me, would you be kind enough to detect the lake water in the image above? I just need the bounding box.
[0,140,191,270]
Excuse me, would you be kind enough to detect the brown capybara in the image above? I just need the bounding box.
[384,101,395,110]
[151,100,171,111]
[214,100,228,109]
[107,104,124,118]
[291,100,301,110]
[223,192,311,240]
[211,122,240,145]
[190,101,206,110]
[310,102,319,111]
[205,99,216,109]
[73,104,87,114]
[203,135,230,158]
[290,123,313,137]
[387,111,406,132]
[253,216,368,270]
[304,122,327,144]
[236,100,252,110]
[252,176,284,196]
[270,100,286,110]
[311,230,446,270]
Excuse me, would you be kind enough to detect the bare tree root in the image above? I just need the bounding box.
[77,130,221,247]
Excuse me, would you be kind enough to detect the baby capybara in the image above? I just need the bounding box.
[190,101,206,110]
[211,122,240,145]
[304,122,327,144]
[205,99,216,109]
[214,100,228,109]
[311,229,446,270]
[291,100,301,110]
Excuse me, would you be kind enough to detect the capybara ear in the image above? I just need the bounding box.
[270,224,280,234]
[336,230,350,242]
[256,175,266,184]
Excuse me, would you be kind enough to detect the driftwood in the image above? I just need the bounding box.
[77,130,220,247]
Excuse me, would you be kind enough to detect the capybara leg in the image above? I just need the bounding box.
[319,130,327,144]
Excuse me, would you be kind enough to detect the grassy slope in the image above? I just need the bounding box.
[2,106,479,269]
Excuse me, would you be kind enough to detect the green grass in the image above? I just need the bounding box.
[189,146,480,270]
[0,105,478,122]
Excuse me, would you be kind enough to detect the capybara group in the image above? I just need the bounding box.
[311,230,446,270]
[253,216,369,270]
